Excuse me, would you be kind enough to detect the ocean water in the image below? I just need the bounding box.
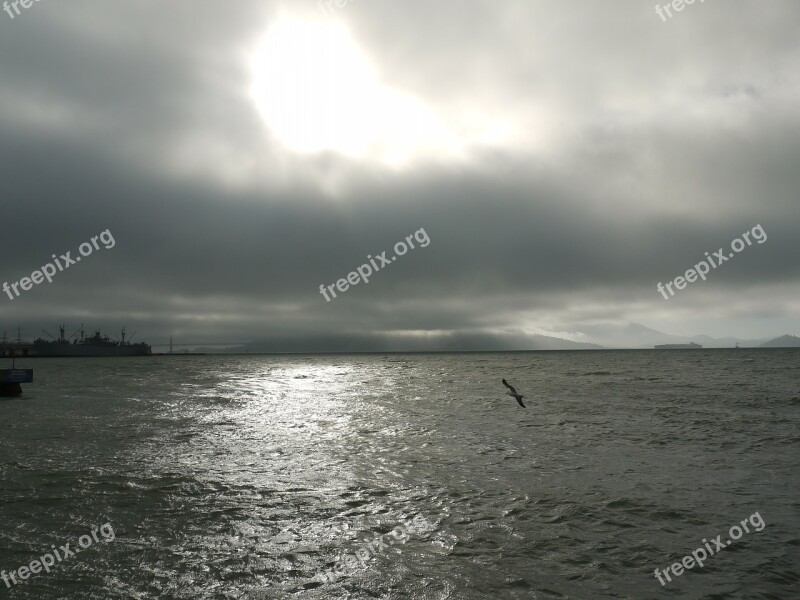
[0,350,798,599]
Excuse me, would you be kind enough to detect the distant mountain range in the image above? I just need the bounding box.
[568,323,799,349]
[760,334,800,348]
[230,332,602,353]
[182,324,798,353]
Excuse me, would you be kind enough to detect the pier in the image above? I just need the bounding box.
[0,367,33,397]
[1,338,33,396]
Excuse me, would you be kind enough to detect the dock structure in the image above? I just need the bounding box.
[0,342,35,357]
[1,329,35,357]
[1,337,33,396]
[0,368,33,397]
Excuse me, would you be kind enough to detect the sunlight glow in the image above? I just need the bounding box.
[249,18,464,166]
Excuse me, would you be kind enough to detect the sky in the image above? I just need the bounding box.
[1,0,798,351]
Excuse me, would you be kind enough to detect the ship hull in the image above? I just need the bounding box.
[654,344,702,349]
[33,343,151,357]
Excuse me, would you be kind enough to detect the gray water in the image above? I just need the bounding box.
[1,350,798,599]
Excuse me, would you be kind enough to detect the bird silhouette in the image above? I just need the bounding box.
[502,379,526,408]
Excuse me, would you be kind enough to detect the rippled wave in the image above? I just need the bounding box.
[1,350,798,598]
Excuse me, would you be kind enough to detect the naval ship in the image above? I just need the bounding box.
[654,342,702,349]
[34,325,151,357]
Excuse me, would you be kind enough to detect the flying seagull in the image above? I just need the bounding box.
[502,379,526,408]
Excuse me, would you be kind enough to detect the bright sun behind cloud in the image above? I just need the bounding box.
[249,17,469,166]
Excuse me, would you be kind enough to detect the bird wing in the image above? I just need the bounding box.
[502,379,518,395]
[516,397,526,408]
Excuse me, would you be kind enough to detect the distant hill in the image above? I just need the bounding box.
[235,332,602,353]
[691,334,744,347]
[761,334,800,348]
[572,322,676,348]
[571,322,767,348]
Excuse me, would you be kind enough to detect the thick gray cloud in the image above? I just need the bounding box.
[1,0,798,350]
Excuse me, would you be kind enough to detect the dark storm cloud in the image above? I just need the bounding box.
[1,0,798,349]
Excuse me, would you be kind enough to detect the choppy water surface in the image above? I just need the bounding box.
[1,350,798,599]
